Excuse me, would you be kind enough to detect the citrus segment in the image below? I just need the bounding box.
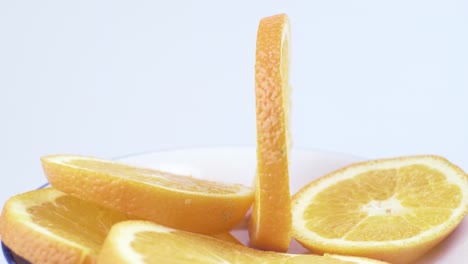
[291,155,468,263]
[98,220,389,264]
[0,188,130,264]
[41,155,254,235]
[249,13,292,252]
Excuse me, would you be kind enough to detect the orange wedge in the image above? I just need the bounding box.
[291,155,468,264]
[98,220,389,264]
[41,155,254,235]
[249,13,292,252]
[0,188,130,264]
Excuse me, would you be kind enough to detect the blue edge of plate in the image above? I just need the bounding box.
[2,242,28,264]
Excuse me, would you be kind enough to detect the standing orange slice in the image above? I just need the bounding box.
[249,13,292,252]
[41,155,254,235]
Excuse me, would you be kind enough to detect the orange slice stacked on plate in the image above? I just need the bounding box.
[0,188,130,263]
[99,220,389,264]
[249,13,292,252]
[0,188,245,263]
[41,155,254,235]
[291,155,468,263]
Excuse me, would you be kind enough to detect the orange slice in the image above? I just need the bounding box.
[291,155,468,263]
[99,220,389,264]
[0,188,130,264]
[249,13,292,252]
[41,155,254,235]
[0,188,245,263]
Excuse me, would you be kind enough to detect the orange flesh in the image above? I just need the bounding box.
[132,230,263,263]
[28,192,130,254]
[304,164,462,241]
[129,229,357,264]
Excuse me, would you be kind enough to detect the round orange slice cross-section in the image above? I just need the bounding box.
[291,155,468,263]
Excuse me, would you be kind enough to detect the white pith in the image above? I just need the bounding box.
[361,196,408,216]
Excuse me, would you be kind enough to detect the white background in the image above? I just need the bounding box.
[1,0,467,262]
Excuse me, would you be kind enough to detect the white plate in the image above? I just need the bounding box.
[3,147,466,264]
[117,146,468,263]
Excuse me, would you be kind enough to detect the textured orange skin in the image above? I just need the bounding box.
[249,13,292,253]
[41,156,254,235]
